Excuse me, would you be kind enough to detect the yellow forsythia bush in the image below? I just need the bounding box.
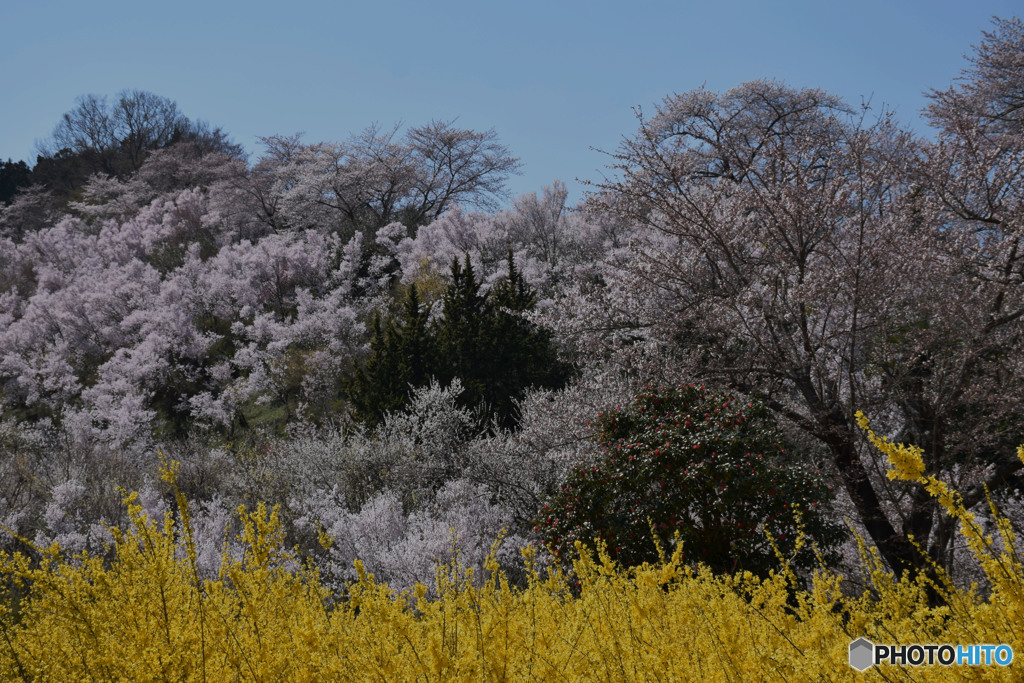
[1,435,1022,681]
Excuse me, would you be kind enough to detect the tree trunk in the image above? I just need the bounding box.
[817,407,925,578]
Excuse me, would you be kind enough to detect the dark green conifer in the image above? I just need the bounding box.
[350,283,433,425]
[351,253,572,429]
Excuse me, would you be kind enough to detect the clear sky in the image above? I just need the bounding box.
[1,0,1019,204]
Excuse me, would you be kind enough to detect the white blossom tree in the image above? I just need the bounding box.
[595,71,1024,577]
[258,120,520,236]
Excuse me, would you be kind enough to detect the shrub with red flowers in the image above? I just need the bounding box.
[535,384,846,577]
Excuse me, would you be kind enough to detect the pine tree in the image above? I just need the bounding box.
[481,251,573,428]
[434,256,490,407]
[350,283,433,425]
[352,254,572,429]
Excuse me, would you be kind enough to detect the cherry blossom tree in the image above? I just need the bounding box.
[596,73,1024,578]
[907,16,1024,565]
[0,173,373,448]
[928,16,1024,134]
[258,121,519,237]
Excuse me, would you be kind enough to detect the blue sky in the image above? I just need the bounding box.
[1,0,1019,204]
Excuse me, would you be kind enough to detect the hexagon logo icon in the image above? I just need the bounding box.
[849,638,875,671]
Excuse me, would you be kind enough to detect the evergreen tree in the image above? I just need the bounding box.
[0,159,32,205]
[434,256,492,417]
[480,251,573,428]
[351,253,573,429]
[350,284,433,425]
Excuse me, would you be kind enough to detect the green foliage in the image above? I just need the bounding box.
[536,384,846,577]
[26,150,89,202]
[350,253,573,428]
[350,283,434,423]
[462,254,570,429]
[0,159,32,205]
[433,256,490,405]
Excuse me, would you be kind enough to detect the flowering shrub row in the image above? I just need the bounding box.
[1,432,1021,681]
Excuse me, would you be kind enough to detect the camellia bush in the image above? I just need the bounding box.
[535,384,847,576]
